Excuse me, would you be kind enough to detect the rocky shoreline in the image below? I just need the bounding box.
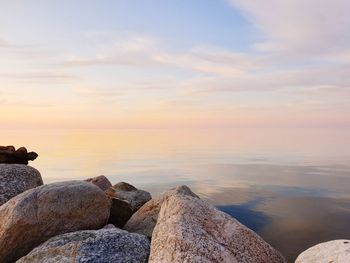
[0,151,349,262]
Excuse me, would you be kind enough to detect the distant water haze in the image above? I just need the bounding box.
[3,127,350,261]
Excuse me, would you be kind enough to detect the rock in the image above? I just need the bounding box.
[149,194,286,263]
[295,239,350,263]
[0,181,111,263]
[102,224,116,229]
[106,182,152,228]
[108,197,134,228]
[0,146,38,165]
[0,164,43,206]
[0,145,15,151]
[17,228,150,263]
[85,175,112,191]
[108,182,152,212]
[124,185,198,238]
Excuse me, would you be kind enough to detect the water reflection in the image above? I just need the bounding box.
[205,186,350,262]
[217,199,270,232]
[2,128,350,262]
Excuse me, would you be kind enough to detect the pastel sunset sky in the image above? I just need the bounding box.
[1,0,350,129]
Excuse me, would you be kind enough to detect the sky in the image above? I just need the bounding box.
[0,0,350,129]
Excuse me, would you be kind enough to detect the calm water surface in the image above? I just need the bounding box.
[3,128,350,262]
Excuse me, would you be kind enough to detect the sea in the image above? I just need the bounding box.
[3,128,350,261]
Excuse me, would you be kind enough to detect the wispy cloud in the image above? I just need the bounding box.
[1,2,349,128]
[60,31,264,77]
[228,0,350,57]
[0,72,78,83]
[0,98,52,108]
[72,86,126,104]
[0,37,24,49]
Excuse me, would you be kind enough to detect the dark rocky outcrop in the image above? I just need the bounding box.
[0,146,38,165]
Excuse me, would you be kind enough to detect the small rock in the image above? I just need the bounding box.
[0,146,38,165]
[108,182,152,212]
[106,182,152,228]
[295,239,350,263]
[0,181,111,262]
[149,194,286,263]
[0,164,43,206]
[17,228,150,263]
[102,224,116,229]
[108,197,134,228]
[124,185,198,238]
[85,175,112,191]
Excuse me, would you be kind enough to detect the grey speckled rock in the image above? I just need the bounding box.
[0,181,111,263]
[124,185,198,238]
[295,240,350,263]
[17,228,150,263]
[0,164,43,206]
[149,194,286,263]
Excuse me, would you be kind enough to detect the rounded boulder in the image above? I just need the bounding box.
[0,180,111,262]
[0,164,43,206]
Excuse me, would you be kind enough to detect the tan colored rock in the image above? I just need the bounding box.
[295,240,350,263]
[149,194,286,263]
[0,164,43,206]
[17,228,150,263]
[85,175,112,191]
[124,185,198,238]
[0,181,111,263]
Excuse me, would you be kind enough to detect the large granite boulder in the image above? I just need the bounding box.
[295,239,350,263]
[17,228,150,263]
[149,194,286,263]
[0,181,111,263]
[106,182,152,228]
[0,146,38,165]
[124,185,198,238]
[0,164,43,206]
[85,175,112,191]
